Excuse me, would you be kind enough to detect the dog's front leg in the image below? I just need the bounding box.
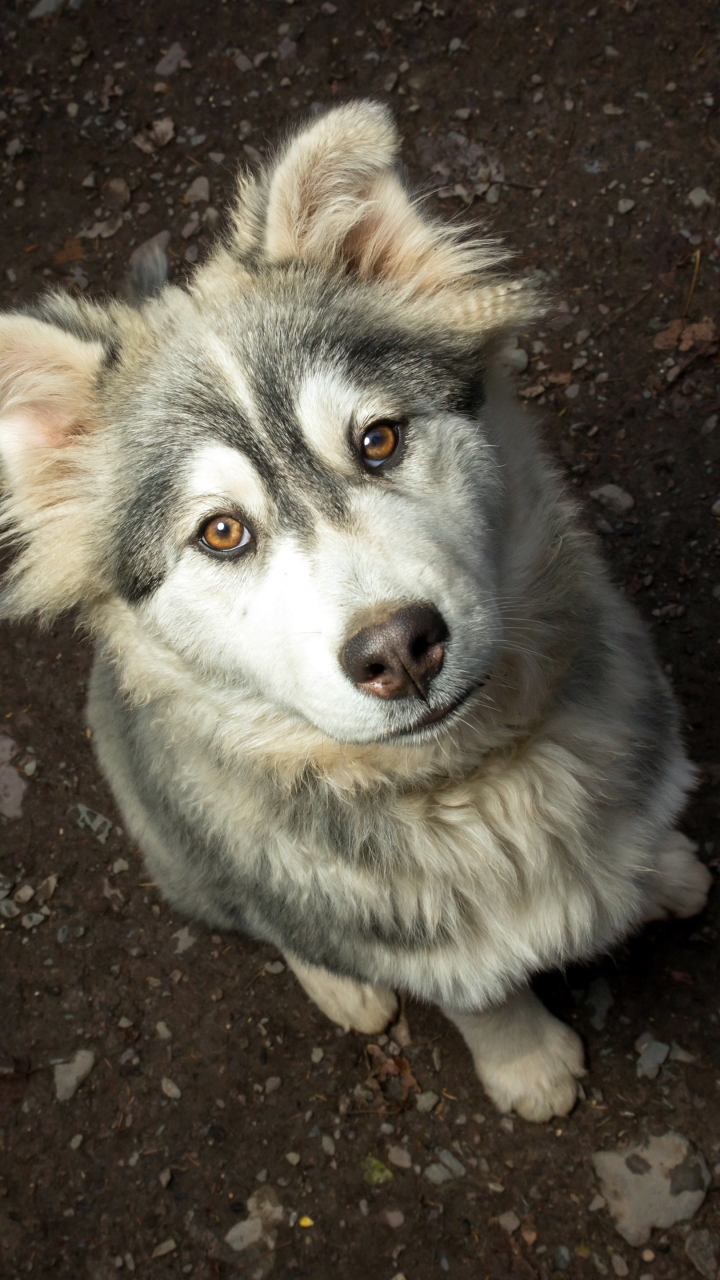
[444,986,585,1123]
[284,954,398,1034]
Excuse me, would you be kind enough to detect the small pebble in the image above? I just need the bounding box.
[438,1149,465,1178]
[311,1047,324,1064]
[69,1133,83,1150]
[156,1021,172,1040]
[617,198,636,214]
[669,1043,695,1064]
[55,1050,95,1102]
[611,1255,629,1277]
[382,1209,405,1228]
[321,1134,335,1156]
[184,175,210,204]
[424,1163,453,1186]
[688,187,712,209]
[388,1145,412,1169]
[285,1151,301,1166]
[150,1239,176,1259]
[159,1167,172,1188]
[265,1076,282,1094]
[415,1090,439,1112]
[636,1036,669,1080]
[590,484,635,516]
[556,1245,573,1270]
[161,1077,181,1100]
[497,1211,520,1234]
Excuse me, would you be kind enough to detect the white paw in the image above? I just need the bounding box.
[477,1018,586,1123]
[330,981,399,1035]
[649,834,713,920]
[284,955,398,1034]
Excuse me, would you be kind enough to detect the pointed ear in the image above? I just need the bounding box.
[230,101,539,333]
[0,312,107,620]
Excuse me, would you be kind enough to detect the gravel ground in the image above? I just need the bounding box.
[1,2,719,1278]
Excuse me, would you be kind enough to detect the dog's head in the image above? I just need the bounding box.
[0,102,543,746]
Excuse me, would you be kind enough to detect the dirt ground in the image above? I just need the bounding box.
[0,1,719,1277]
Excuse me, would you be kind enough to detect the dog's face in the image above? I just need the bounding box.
[0,103,537,745]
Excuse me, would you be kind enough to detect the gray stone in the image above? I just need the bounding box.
[54,1049,95,1102]
[684,1228,717,1279]
[155,43,187,76]
[556,1245,573,1270]
[497,1210,520,1234]
[388,1144,411,1168]
[669,1042,696,1064]
[21,912,45,929]
[636,1035,670,1079]
[424,1162,453,1186]
[225,1185,283,1255]
[590,484,635,515]
[688,187,713,209]
[438,1149,466,1178]
[184,176,209,204]
[0,735,26,819]
[0,900,20,919]
[592,1131,711,1245]
[586,976,614,1030]
[29,0,65,17]
[415,1090,439,1112]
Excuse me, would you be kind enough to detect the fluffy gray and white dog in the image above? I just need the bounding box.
[0,103,711,1121]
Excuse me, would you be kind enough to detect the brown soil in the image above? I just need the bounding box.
[1,2,719,1278]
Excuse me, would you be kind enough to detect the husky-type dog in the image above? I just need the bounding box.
[0,103,711,1121]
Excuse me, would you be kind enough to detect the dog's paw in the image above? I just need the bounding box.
[331,981,399,1035]
[284,954,398,1033]
[478,1019,586,1124]
[649,833,713,920]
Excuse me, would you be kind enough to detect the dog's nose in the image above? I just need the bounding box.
[341,604,449,699]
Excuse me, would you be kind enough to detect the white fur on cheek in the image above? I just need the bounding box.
[143,535,386,740]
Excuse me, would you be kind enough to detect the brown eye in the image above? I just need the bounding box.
[360,421,401,469]
[199,515,252,555]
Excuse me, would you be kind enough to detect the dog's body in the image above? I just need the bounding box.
[0,103,710,1121]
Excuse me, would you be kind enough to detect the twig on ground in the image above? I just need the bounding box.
[682,249,702,318]
[595,287,654,337]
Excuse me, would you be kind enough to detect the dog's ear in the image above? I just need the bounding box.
[0,310,109,620]
[230,101,538,332]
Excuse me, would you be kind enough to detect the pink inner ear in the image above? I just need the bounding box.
[0,406,78,486]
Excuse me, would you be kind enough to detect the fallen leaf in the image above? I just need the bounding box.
[679,318,717,351]
[653,318,686,350]
[54,237,84,265]
[361,1155,394,1186]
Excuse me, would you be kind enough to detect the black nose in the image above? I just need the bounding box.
[341,604,449,700]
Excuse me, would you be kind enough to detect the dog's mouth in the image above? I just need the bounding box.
[388,681,483,740]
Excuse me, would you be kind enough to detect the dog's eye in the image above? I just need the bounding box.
[199,515,252,556]
[360,421,402,470]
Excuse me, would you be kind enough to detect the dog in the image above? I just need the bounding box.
[0,102,711,1122]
